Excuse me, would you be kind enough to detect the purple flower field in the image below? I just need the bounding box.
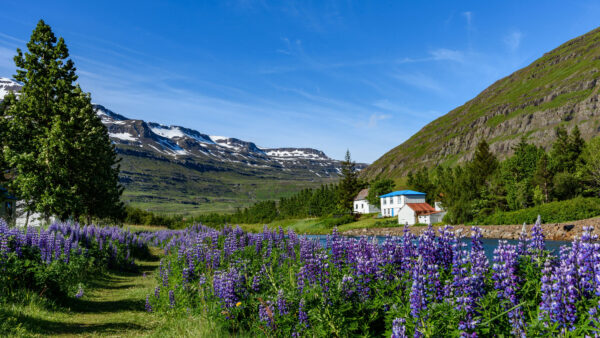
[0,220,151,299]
[3,218,600,336]
[147,218,600,337]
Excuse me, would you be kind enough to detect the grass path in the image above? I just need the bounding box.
[6,247,225,337]
[7,248,166,337]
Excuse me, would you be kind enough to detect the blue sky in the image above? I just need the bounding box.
[1,1,600,163]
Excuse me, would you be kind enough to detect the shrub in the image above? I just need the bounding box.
[0,221,149,302]
[479,196,600,225]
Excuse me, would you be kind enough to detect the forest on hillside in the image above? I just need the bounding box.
[405,125,600,224]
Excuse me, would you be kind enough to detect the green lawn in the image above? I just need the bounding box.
[1,247,235,337]
[235,214,400,235]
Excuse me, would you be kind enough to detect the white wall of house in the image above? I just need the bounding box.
[380,194,425,218]
[353,199,379,214]
[430,211,446,223]
[417,212,446,224]
[397,205,416,225]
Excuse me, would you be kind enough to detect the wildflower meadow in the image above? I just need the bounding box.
[147,217,600,337]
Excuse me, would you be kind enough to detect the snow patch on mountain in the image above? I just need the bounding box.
[149,123,215,144]
[263,148,330,161]
[109,132,138,141]
[0,77,22,100]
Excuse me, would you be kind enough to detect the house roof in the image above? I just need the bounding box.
[405,203,440,216]
[354,188,369,201]
[379,190,425,198]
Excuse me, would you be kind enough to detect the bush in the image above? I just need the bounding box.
[479,196,600,225]
[0,221,149,302]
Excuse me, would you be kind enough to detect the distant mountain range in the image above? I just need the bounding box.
[1,78,366,213]
[362,26,600,180]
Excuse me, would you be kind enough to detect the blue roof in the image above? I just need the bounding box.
[379,190,426,198]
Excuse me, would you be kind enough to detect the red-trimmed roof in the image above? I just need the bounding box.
[406,203,437,216]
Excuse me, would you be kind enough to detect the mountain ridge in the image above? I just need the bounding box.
[361,26,600,180]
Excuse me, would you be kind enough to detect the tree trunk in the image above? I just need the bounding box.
[25,209,30,227]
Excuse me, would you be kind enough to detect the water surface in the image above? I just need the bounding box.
[302,235,571,260]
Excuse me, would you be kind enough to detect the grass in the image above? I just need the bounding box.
[235,213,400,235]
[1,247,233,337]
[118,149,336,215]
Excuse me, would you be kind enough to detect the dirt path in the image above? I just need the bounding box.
[9,248,164,337]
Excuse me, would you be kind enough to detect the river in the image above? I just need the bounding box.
[302,234,571,260]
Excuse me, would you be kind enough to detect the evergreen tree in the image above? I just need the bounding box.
[581,136,600,196]
[470,140,498,183]
[570,125,585,168]
[1,20,123,222]
[550,125,583,174]
[500,138,543,210]
[336,150,363,213]
[367,178,395,206]
[533,153,553,203]
[407,168,436,204]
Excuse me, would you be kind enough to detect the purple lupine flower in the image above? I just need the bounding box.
[341,275,355,298]
[145,295,153,312]
[75,287,84,299]
[259,300,274,328]
[277,289,288,315]
[391,318,407,338]
[154,286,161,298]
[298,298,309,328]
[213,267,245,308]
[517,222,528,256]
[410,255,438,335]
[528,215,545,258]
[492,241,524,336]
[169,290,175,308]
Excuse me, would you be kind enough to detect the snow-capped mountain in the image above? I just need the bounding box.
[0,77,21,99]
[1,77,364,181]
[95,104,359,177]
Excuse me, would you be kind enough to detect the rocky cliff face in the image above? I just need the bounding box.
[362,26,600,180]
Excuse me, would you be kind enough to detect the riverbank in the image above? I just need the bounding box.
[342,216,600,240]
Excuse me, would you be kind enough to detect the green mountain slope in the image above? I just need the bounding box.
[362,26,600,180]
[117,146,336,214]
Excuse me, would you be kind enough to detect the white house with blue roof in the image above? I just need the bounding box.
[379,190,426,217]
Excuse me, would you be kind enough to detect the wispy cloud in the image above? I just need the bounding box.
[367,113,391,128]
[462,11,473,28]
[430,48,464,62]
[392,72,447,96]
[504,30,523,51]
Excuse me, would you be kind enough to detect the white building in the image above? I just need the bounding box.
[379,190,446,225]
[379,190,427,217]
[403,201,446,225]
[353,189,379,214]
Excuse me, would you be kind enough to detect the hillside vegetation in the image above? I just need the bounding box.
[363,26,600,180]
